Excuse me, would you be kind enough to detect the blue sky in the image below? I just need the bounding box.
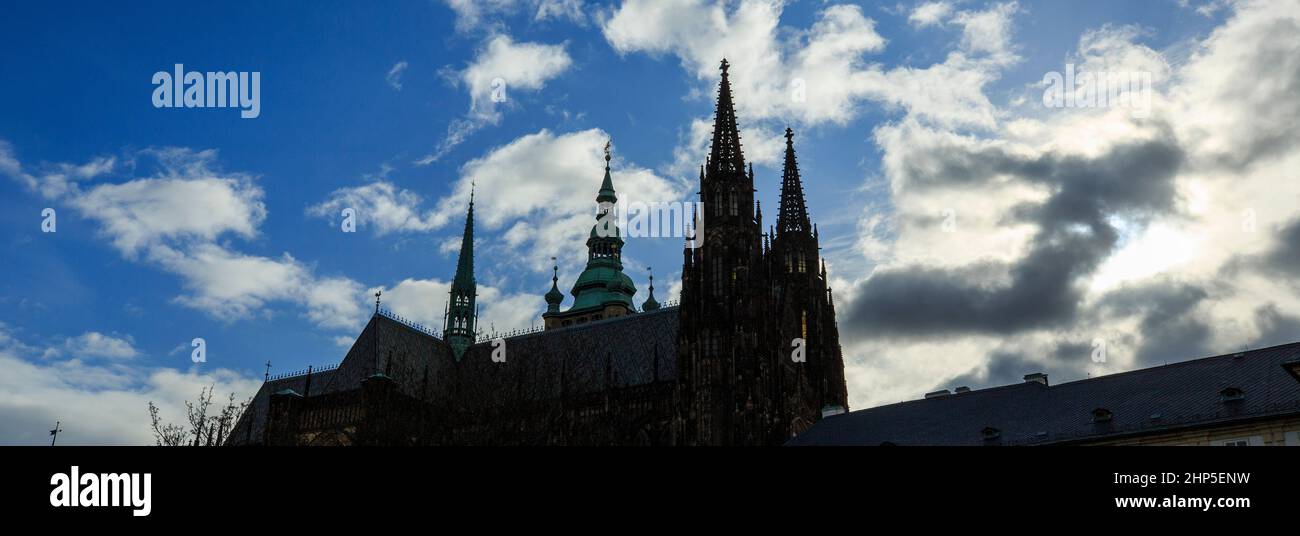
[5,0,1299,444]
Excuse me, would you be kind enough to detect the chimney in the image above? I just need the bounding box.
[1023,372,1049,386]
[954,386,971,393]
[924,389,951,399]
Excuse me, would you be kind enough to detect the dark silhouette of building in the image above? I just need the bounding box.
[228,60,848,446]
[790,344,1300,446]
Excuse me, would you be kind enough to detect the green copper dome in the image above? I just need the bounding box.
[562,142,637,314]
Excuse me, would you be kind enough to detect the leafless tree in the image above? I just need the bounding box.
[148,385,249,446]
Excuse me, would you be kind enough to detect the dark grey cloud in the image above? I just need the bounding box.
[1249,303,1300,350]
[1260,218,1300,276]
[843,133,1184,341]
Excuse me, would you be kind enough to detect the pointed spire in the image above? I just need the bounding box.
[453,184,476,288]
[444,187,477,361]
[596,140,618,204]
[545,257,564,312]
[643,267,661,311]
[777,127,811,236]
[708,58,746,178]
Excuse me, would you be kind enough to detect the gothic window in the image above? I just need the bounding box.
[798,252,807,273]
[729,187,738,216]
[712,259,724,295]
[801,310,807,340]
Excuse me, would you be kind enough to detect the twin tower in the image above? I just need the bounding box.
[441,59,848,445]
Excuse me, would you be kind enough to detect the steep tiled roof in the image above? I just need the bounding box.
[789,342,1300,446]
[228,307,679,444]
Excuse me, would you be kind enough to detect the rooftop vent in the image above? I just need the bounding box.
[1023,372,1049,386]
[1091,407,1114,423]
[820,405,847,418]
[925,389,952,399]
[954,386,971,393]
[1220,387,1245,402]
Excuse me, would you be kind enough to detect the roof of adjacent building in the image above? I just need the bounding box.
[227,306,679,444]
[789,342,1300,446]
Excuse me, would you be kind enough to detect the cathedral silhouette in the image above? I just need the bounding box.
[228,60,848,446]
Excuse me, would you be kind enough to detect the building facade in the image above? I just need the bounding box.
[227,60,849,446]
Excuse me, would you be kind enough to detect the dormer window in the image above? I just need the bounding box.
[1091,408,1113,423]
[1220,387,1245,402]
[981,427,1001,441]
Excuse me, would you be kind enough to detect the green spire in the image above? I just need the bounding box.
[567,142,636,312]
[545,259,564,312]
[597,141,617,204]
[443,186,476,361]
[453,186,475,288]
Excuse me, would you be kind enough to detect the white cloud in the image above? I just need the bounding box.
[71,174,265,256]
[51,332,140,360]
[443,0,587,32]
[373,277,544,335]
[386,60,408,90]
[2,145,369,332]
[836,0,1300,411]
[603,0,1022,133]
[420,34,573,163]
[307,181,446,235]
[432,128,686,276]
[0,324,260,445]
[909,1,954,28]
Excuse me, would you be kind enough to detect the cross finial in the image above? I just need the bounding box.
[375,290,382,314]
[720,58,729,73]
[264,360,272,381]
[551,256,559,281]
[49,421,62,447]
[604,140,612,164]
[785,127,794,142]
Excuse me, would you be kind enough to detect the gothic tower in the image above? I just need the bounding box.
[769,128,848,436]
[677,61,849,445]
[443,189,477,360]
[677,59,767,445]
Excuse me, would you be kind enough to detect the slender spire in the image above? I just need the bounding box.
[444,187,477,361]
[643,267,660,311]
[454,184,476,287]
[777,127,811,236]
[708,58,746,178]
[598,140,617,204]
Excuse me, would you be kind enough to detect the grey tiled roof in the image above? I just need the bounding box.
[789,342,1300,446]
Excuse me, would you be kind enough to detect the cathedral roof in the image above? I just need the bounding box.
[228,306,679,444]
[790,342,1300,446]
